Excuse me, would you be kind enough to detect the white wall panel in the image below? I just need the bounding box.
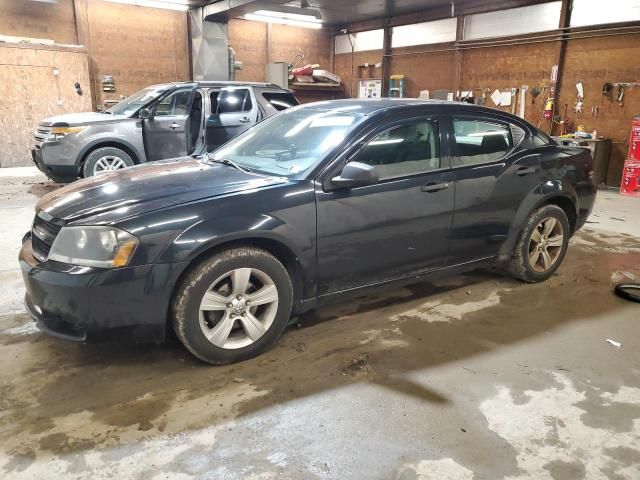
[571,0,640,26]
[463,2,562,40]
[391,18,457,48]
[335,29,384,54]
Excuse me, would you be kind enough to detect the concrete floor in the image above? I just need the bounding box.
[1,167,639,480]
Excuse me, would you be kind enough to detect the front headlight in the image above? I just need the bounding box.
[48,126,86,141]
[48,226,138,268]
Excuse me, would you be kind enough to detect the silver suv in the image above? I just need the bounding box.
[31,81,298,182]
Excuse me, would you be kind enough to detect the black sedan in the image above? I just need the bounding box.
[20,99,596,364]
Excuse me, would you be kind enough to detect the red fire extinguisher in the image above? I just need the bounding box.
[543,98,554,119]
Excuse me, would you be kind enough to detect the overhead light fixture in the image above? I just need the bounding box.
[102,0,190,11]
[244,9,322,29]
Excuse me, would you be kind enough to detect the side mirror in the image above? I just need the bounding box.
[329,161,379,190]
[139,107,152,119]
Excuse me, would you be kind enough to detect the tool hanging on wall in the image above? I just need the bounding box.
[543,97,554,120]
[574,82,584,114]
[617,84,625,107]
[530,86,541,104]
[602,82,612,104]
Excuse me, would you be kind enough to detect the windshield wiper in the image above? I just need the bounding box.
[207,156,252,173]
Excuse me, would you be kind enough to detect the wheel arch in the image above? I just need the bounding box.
[499,189,579,259]
[169,235,307,321]
[542,195,577,234]
[77,141,141,177]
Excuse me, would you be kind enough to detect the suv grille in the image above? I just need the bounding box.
[32,215,62,262]
[33,126,51,143]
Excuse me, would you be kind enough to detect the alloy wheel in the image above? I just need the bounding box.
[93,155,127,174]
[528,217,564,273]
[199,268,279,349]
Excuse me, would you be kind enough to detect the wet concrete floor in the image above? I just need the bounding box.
[0,169,639,479]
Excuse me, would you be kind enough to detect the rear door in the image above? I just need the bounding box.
[143,84,197,161]
[206,87,258,152]
[447,114,541,263]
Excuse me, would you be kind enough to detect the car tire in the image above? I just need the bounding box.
[82,147,135,177]
[171,246,293,365]
[509,204,570,283]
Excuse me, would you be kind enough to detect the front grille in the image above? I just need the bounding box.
[32,215,62,262]
[33,126,51,143]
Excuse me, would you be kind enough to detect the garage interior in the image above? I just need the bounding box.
[1,0,640,478]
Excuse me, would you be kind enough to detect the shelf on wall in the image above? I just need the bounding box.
[289,82,343,92]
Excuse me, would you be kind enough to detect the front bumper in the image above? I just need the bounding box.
[20,237,188,343]
[31,143,79,183]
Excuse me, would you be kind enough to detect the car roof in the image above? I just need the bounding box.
[295,98,514,117]
[148,81,284,89]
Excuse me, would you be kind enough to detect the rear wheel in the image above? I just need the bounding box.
[83,147,134,177]
[509,204,570,282]
[172,246,293,365]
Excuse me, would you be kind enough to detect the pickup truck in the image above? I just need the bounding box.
[31,81,298,182]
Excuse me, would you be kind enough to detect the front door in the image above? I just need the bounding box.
[315,116,454,296]
[206,87,258,152]
[143,84,196,161]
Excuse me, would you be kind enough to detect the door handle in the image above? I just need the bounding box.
[170,123,181,129]
[515,166,537,176]
[239,116,251,123]
[421,182,449,193]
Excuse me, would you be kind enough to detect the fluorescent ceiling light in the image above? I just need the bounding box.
[102,0,190,11]
[244,9,322,28]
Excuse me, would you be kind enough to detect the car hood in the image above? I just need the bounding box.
[36,158,288,224]
[39,112,131,127]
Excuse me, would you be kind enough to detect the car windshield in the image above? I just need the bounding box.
[106,86,170,116]
[209,108,363,177]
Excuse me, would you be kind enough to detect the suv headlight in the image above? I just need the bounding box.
[48,226,138,268]
[48,126,86,141]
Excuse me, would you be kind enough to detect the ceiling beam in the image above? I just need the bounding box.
[334,0,558,33]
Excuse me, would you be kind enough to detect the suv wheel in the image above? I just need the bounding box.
[172,246,293,365]
[83,147,134,177]
[509,204,570,283]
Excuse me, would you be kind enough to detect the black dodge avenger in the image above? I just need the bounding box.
[20,99,596,364]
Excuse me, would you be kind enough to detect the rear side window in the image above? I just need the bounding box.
[353,120,440,180]
[452,119,512,166]
[262,92,299,111]
[217,88,252,113]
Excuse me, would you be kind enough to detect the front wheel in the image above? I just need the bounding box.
[172,246,293,365]
[82,147,134,177]
[509,204,570,283]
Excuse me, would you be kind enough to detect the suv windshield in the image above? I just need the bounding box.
[209,108,363,177]
[106,86,170,116]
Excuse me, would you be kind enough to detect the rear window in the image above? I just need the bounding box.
[262,92,299,111]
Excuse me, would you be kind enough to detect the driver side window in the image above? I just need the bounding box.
[353,120,440,180]
[154,89,192,116]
